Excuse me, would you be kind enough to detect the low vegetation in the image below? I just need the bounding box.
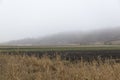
[0,54,120,80]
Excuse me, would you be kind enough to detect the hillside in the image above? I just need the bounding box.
[4,27,120,45]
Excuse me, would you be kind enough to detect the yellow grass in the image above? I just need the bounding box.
[0,54,120,80]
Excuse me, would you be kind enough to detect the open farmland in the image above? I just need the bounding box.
[0,45,120,61]
[0,45,120,80]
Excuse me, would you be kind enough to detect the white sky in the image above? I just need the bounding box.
[0,0,120,42]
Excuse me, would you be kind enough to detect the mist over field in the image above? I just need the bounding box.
[0,0,120,45]
[3,27,120,45]
[1,1,120,80]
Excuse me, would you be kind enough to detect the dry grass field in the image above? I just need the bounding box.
[0,54,120,80]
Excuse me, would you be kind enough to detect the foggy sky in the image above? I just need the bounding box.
[0,0,120,42]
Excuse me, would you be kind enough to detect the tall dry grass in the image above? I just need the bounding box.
[0,54,120,80]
